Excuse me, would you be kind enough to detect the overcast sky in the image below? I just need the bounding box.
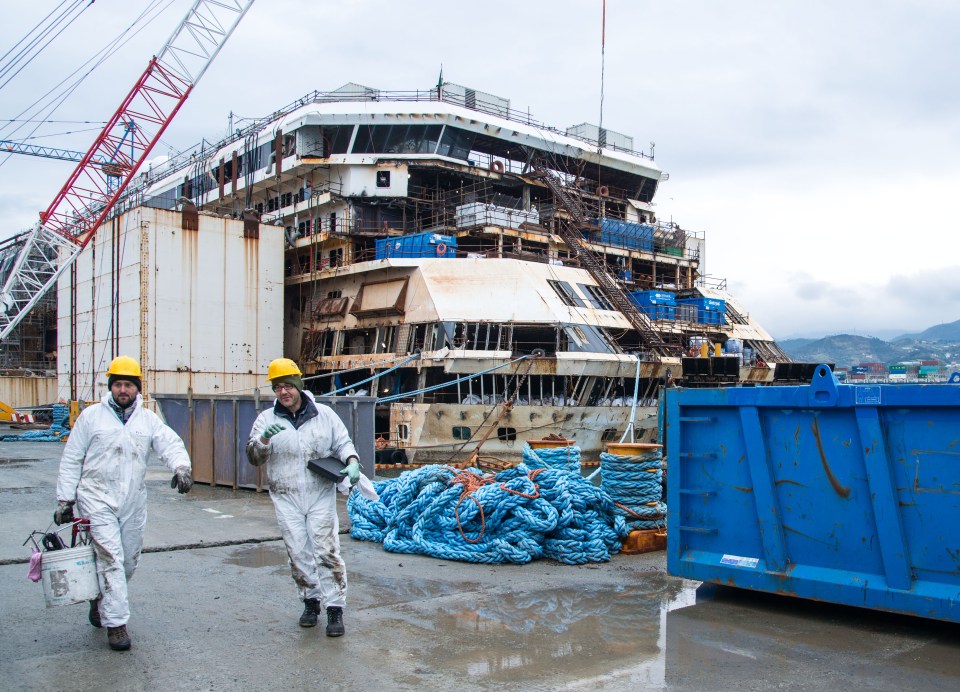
[2,0,958,340]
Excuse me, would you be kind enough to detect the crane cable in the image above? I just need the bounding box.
[0,0,176,170]
[0,1,92,91]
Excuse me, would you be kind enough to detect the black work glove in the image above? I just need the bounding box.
[171,467,193,494]
[53,500,75,525]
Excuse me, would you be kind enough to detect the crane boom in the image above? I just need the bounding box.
[0,140,108,165]
[0,0,255,341]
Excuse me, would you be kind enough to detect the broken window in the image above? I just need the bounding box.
[436,126,476,160]
[578,283,615,310]
[547,280,587,308]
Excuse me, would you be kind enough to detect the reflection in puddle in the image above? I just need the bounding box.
[224,544,289,568]
[379,574,696,688]
[664,584,960,690]
[352,571,484,609]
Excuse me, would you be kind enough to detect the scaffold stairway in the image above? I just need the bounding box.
[529,159,678,358]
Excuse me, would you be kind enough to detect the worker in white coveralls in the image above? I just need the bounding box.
[54,356,193,652]
[246,358,361,636]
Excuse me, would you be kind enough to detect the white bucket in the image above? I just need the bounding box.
[40,545,100,608]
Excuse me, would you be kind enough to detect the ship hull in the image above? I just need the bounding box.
[383,401,659,465]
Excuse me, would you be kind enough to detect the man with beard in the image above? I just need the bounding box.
[54,355,193,651]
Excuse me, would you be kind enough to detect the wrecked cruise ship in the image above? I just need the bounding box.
[132,81,788,465]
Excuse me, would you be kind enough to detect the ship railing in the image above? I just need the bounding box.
[117,87,656,207]
[696,275,728,291]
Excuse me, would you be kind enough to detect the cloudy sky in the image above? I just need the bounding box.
[2,0,958,339]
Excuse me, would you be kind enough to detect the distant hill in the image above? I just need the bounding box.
[777,337,816,351]
[894,319,960,343]
[780,334,960,369]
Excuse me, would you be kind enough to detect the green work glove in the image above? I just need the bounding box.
[345,459,361,486]
[261,422,285,442]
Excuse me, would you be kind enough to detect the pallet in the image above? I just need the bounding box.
[620,529,666,555]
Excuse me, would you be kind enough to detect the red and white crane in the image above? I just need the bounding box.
[0,0,255,341]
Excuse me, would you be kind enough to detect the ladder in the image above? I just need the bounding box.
[529,159,679,358]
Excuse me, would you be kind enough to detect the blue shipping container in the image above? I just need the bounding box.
[666,366,960,623]
[676,297,726,325]
[375,232,457,260]
[593,218,654,252]
[628,290,677,320]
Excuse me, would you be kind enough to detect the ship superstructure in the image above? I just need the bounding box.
[131,81,789,463]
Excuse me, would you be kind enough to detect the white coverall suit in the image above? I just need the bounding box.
[56,392,191,627]
[246,391,358,607]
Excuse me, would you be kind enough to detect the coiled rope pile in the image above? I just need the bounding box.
[348,452,628,565]
[599,448,666,531]
[521,443,581,473]
[0,403,71,442]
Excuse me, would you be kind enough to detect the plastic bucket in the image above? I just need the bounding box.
[41,545,100,608]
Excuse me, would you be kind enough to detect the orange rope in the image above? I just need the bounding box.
[451,470,493,544]
[614,500,664,520]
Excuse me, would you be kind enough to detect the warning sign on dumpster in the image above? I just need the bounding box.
[720,554,759,569]
[855,386,881,406]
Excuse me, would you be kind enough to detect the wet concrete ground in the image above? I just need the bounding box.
[2,439,959,690]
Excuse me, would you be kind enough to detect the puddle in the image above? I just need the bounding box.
[224,544,289,568]
[0,458,29,468]
[378,575,695,688]
[663,584,960,689]
[352,572,484,608]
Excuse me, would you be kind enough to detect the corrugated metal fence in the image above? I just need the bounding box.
[153,392,376,490]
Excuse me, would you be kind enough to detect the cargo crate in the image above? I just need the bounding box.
[375,232,457,259]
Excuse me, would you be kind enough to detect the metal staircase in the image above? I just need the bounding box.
[529,159,679,359]
[749,338,790,363]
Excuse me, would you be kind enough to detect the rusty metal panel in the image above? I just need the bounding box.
[0,376,58,407]
[212,400,237,487]
[154,393,376,489]
[236,398,268,490]
[57,207,283,401]
[189,398,215,485]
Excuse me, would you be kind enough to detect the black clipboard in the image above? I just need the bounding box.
[307,457,347,482]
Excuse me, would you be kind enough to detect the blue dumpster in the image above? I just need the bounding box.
[666,365,960,623]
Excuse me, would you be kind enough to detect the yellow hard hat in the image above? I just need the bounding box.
[107,355,142,378]
[266,357,302,382]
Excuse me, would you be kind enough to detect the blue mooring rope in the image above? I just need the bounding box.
[347,453,628,565]
[599,450,666,532]
[0,402,70,442]
[521,444,581,473]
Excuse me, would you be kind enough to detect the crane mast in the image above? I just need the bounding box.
[0,0,255,341]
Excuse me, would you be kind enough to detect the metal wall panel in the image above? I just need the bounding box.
[154,393,376,489]
[213,400,237,486]
[0,376,58,407]
[190,399,215,485]
[236,399,264,490]
[57,207,283,402]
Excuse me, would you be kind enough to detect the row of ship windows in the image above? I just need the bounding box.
[449,426,619,442]
[148,124,478,209]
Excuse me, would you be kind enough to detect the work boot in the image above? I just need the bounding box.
[299,598,320,628]
[88,597,102,628]
[326,606,344,637]
[107,625,131,651]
